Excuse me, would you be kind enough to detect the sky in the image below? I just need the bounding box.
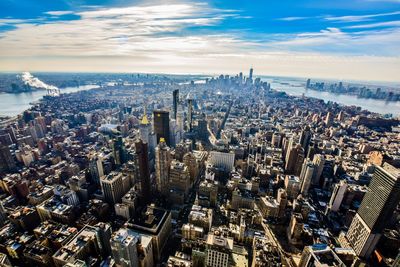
[0,0,400,82]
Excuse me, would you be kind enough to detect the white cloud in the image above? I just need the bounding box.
[344,20,400,29]
[277,16,309,21]
[324,11,400,22]
[45,11,74,16]
[0,2,399,82]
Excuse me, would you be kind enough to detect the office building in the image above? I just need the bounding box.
[299,126,312,152]
[0,143,16,173]
[127,205,172,262]
[155,139,171,195]
[169,160,191,203]
[113,135,125,166]
[299,160,315,196]
[153,110,170,146]
[346,163,400,258]
[111,228,139,267]
[299,245,346,267]
[135,140,151,204]
[326,180,348,213]
[187,95,193,132]
[205,233,234,267]
[53,224,110,267]
[101,172,129,205]
[88,155,104,186]
[172,89,179,120]
[285,144,305,176]
[139,109,151,144]
[284,175,301,199]
[209,151,235,172]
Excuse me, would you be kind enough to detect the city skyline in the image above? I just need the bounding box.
[1,0,400,82]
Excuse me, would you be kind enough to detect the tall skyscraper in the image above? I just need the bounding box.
[111,228,139,267]
[101,172,127,204]
[325,112,334,127]
[285,144,305,176]
[89,156,104,186]
[139,108,151,144]
[135,140,151,204]
[172,89,179,120]
[312,154,325,186]
[153,110,170,146]
[346,163,400,258]
[299,126,312,152]
[0,143,16,172]
[155,138,171,195]
[113,135,125,166]
[249,67,253,81]
[299,160,315,196]
[187,95,193,132]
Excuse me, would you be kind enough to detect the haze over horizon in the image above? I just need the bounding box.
[1,0,400,82]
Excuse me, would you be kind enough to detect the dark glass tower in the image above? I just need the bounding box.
[153,110,170,146]
[112,135,125,166]
[135,140,151,204]
[187,98,193,132]
[173,89,179,120]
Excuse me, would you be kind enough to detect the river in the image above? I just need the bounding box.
[0,78,399,117]
[264,77,400,116]
[0,85,98,117]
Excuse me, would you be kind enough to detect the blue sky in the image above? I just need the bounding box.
[0,0,399,81]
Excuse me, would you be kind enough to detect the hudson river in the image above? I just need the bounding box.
[267,77,400,116]
[0,79,399,117]
[0,85,98,117]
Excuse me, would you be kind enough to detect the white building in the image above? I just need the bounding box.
[209,151,235,172]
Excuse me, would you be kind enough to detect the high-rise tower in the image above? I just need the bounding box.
[153,110,170,146]
[346,163,400,258]
[135,140,151,204]
[187,94,193,132]
[172,89,179,120]
[299,126,312,152]
[155,138,171,195]
[139,107,151,144]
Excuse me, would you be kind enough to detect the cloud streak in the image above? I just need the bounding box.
[324,11,400,22]
[0,2,400,82]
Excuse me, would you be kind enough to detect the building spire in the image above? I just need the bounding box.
[141,106,149,125]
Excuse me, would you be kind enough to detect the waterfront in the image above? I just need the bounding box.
[0,85,98,116]
[265,77,400,116]
[1,77,400,117]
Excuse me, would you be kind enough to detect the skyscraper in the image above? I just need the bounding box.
[89,156,104,186]
[299,126,312,152]
[325,112,334,127]
[111,228,139,267]
[113,135,125,166]
[101,172,127,204]
[285,144,305,176]
[139,108,151,144]
[172,89,179,120]
[135,140,151,204]
[0,143,16,173]
[153,110,170,146]
[346,163,400,258]
[155,138,171,195]
[249,67,253,81]
[187,95,193,132]
[299,160,315,196]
